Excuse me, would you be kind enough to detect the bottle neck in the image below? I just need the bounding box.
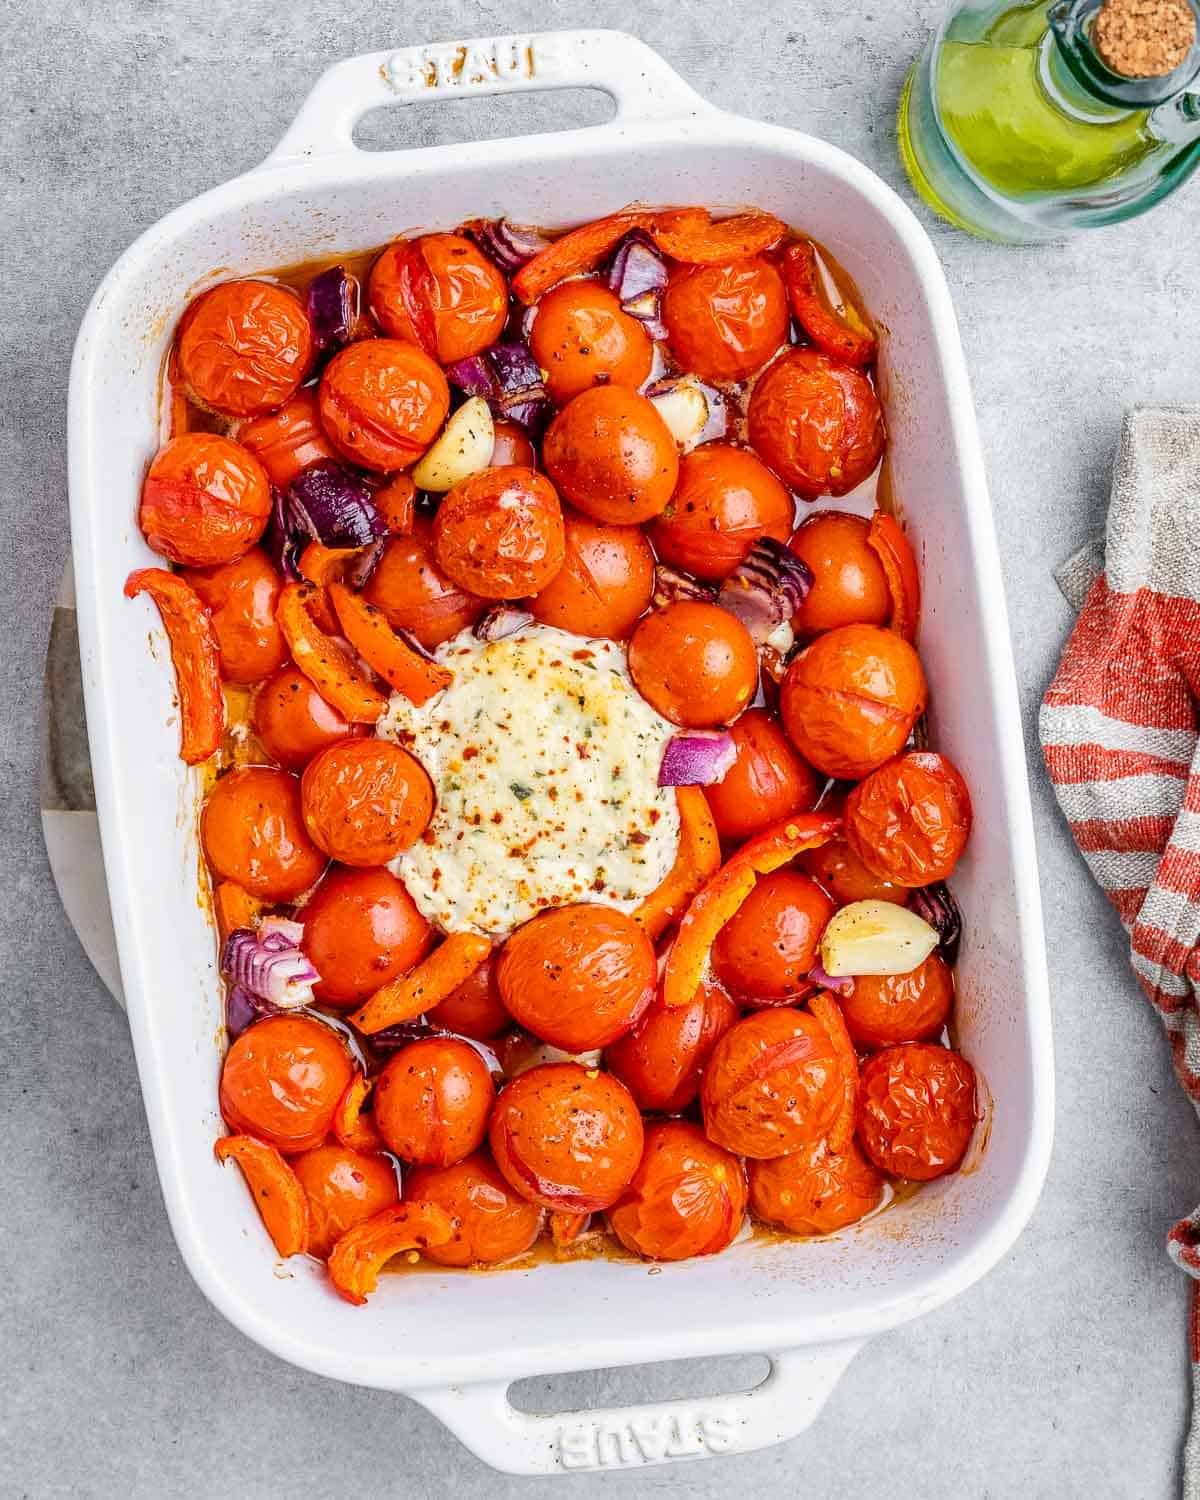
[1048,0,1200,107]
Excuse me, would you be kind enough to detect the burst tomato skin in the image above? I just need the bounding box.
[253,665,365,770]
[608,1120,747,1262]
[701,1007,845,1159]
[800,837,909,907]
[650,443,795,583]
[748,348,884,499]
[362,517,485,650]
[300,739,434,867]
[857,1043,977,1181]
[368,234,508,364]
[374,1037,496,1168]
[292,1143,400,1258]
[711,870,835,1003]
[779,623,927,780]
[219,1014,353,1154]
[606,982,738,1115]
[182,547,288,684]
[201,766,326,901]
[300,866,433,1006]
[433,466,566,600]
[319,339,450,472]
[542,386,679,525]
[489,1063,644,1212]
[528,509,655,639]
[748,1136,883,1235]
[703,708,819,842]
[840,952,954,1049]
[789,510,890,635]
[497,905,656,1053]
[140,433,272,568]
[844,751,973,888]
[426,956,512,1041]
[178,280,314,418]
[406,1151,542,1267]
[662,257,788,383]
[530,279,654,406]
[628,601,758,728]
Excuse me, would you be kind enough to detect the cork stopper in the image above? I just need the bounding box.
[1093,0,1197,77]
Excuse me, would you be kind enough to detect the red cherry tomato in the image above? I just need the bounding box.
[649,443,794,582]
[489,1062,644,1211]
[528,509,655,639]
[182,547,288,684]
[844,751,973,888]
[606,982,738,1114]
[530,279,654,406]
[628,601,758,727]
[700,1007,845,1159]
[201,766,325,901]
[219,1013,353,1153]
[608,1121,747,1261]
[497,905,656,1052]
[490,418,537,469]
[368,234,508,363]
[788,511,891,635]
[426,956,512,1041]
[300,739,434,867]
[319,339,450,472]
[300,866,433,1006]
[800,837,909,906]
[291,1143,400,1258]
[236,386,340,489]
[406,1151,542,1267]
[253,665,365,770]
[177,280,314,418]
[711,870,835,1002]
[432,466,566,599]
[139,433,272,568]
[703,708,819,842]
[748,349,884,499]
[662,258,788,383]
[779,623,927,779]
[543,387,679,525]
[748,1136,883,1235]
[857,1043,977,1181]
[362,517,485,650]
[840,952,954,1049]
[374,1037,496,1167]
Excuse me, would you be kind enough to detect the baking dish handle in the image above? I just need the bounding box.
[410,1340,863,1475]
[263,29,714,165]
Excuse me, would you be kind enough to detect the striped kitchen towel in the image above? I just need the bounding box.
[1040,405,1200,1494]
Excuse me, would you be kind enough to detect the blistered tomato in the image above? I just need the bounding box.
[182,547,288,684]
[362,517,485,649]
[253,665,365,770]
[178,280,314,418]
[292,1143,400,1257]
[703,708,819,842]
[528,509,655,639]
[201,766,325,901]
[800,837,909,906]
[406,1151,542,1267]
[606,982,738,1114]
[530,279,654,405]
[490,418,537,469]
[608,1121,747,1262]
[543,387,679,525]
[432,466,565,599]
[628,601,758,727]
[857,1043,977,1181]
[788,511,890,635]
[219,1013,353,1153]
[840,952,954,1048]
[748,1136,883,1235]
[426,955,512,1041]
[650,443,794,582]
[236,386,340,489]
[368,234,508,363]
[844,751,973,888]
[319,339,450,472]
[140,433,272,568]
[300,739,434,866]
[748,349,884,499]
[662,257,788,383]
[711,870,835,1003]
[300,866,432,1006]
[374,1037,496,1168]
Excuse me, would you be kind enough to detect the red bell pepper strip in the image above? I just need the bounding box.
[327,1201,455,1304]
[374,474,416,535]
[781,241,877,367]
[124,567,224,764]
[651,209,786,265]
[276,581,387,724]
[511,208,700,304]
[350,932,493,1035]
[332,1073,384,1154]
[632,787,722,941]
[866,510,921,642]
[214,1135,310,1257]
[328,582,453,705]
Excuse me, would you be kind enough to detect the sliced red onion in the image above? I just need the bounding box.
[475,605,533,642]
[909,883,962,963]
[465,218,551,274]
[807,962,854,997]
[659,731,737,787]
[718,538,813,645]
[444,353,495,398]
[306,265,356,355]
[221,926,320,1010]
[606,232,669,340]
[347,537,388,590]
[226,983,285,1038]
[652,565,717,609]
[445,342,552,435]
[265,462,386,578]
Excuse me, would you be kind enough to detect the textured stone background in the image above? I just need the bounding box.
[5,1,1200,1495]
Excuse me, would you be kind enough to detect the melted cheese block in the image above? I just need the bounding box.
[377,624,681,938]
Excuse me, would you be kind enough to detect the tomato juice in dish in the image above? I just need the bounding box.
[124,206,979,1304]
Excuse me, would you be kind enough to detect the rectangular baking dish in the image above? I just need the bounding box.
[68,29,1053,1475]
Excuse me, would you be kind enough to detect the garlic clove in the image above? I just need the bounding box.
[411,397,495,492]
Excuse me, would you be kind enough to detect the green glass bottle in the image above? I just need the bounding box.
[898,0,1200,241]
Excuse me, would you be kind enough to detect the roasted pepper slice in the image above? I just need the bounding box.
[512,210,656,304]
[214,1134,310,1257]
[276,581,387,723]
[651,208,786,265]
[332,1072,384,1153]
[350,932,493,1035]
[328,582,452,705]
[327,1201,455,1305]
[632,787,722,941]
[866,511,921,642]
[781,241,877,367]
[808,991,858,1153]
[374,474,416,536]
[214,880,264,944]
[549,1211,590,1249]
[124,567,224,764]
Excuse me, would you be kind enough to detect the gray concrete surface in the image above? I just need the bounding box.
[4,1,1200,1495]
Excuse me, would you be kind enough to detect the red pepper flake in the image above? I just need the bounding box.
[463,746,480,760]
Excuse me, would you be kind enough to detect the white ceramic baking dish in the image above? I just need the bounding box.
[68,29,1053,1475]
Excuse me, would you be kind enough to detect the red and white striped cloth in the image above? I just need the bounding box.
[1040,406,1200,1490]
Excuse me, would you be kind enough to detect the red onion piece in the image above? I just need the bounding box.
[909,883,962,963]
[807,962,854,997]
[652,564,717,609]
[446,342,551,434]
[718,538,813,645]
[265,462,386,578]
[444,354,496,398]
[346,537,388,590]
[475,605,533,642]
[465,219,551,274]
[306,265,357,355]
[225,984,286,1038]
[659,731,737,787]
[221,926,320,1010]
[605,231,670,340]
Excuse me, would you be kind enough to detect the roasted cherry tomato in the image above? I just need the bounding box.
[497,905,656,1052]
[490,418,537,469]
[528,508,655,639]
[788,511,890,635]
[426,955,512,1041]
[406,1151,543,1267]
[845,750,973,888]
[711,870,835,1002]
[219,1013,353,1153]
[608,1121,747,1262]
[661,257,788,383]
[253,665,365,770]
[236,386,340,489]
[701,1007,845,1159]
[201,766,325,901]
[841,952,954,1049]
[543,386,679,525]
[800,837,909,907]
[182,547,288,684]
[362,517,485,649]
[368,234,508,364]
[300,866,433,1007]
[319,339,450,472]
[857,1043,977,1181]
[291,1143,400,1258]
[780,623,926,779]
[606,982,738,1114]
[748,1136,883,1235]
[628,601,758,727]
[649,443,794,583]
[300,739,434,867]
[432,466,565,599]
[530,279,654,406]
[489,1062,644,1211]
[702,708,819,842]
[139,433,272,568]
[374,1037,496,1168]
[748,349,884,500]
[177,280,314,418]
